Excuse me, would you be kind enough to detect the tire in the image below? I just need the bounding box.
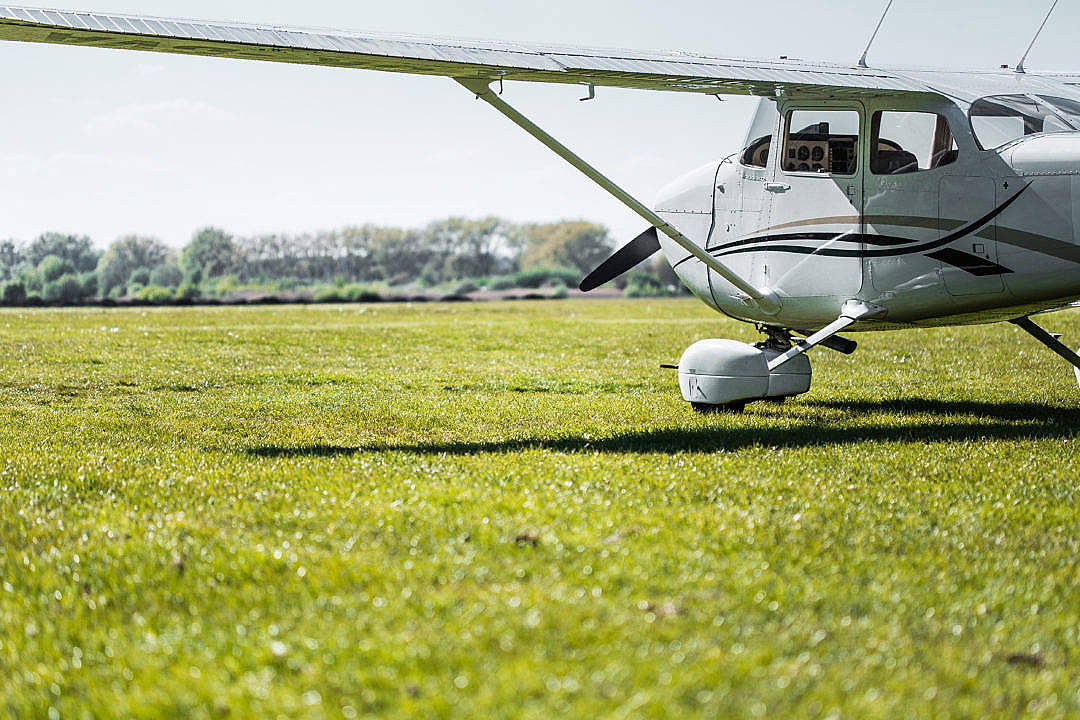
[692,401,746,414]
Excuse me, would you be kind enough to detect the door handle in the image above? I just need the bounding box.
[764,182,791,193]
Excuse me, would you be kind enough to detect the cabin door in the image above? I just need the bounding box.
[759,104,865,298]
[864,107,954,292]
[938,177,1003,295]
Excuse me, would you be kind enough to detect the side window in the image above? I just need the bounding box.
[783,109,859,175]
[740,135,771,168]
[871,111,958,174]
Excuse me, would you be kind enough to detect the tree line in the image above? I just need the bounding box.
[0,218,682,306]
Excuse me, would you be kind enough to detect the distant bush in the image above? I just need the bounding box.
[274,277,304,292]
[345,283,385,302]
[624,273,669,298]
[454,280,479,295]
[488,276,516,291]
[38,255,76,284]
[211,274,241,299]
[128,267,151,287]
[512,267,580,289]
[175,283,202,302]
[43,273,85,303]
[1,280,26,306]
[311,283,386,303]
[314,286,344,303]
[126,283,145,298]
[150,264,183,288]
[80,272,98,299]
[137,285,174,304]
[550,284,570,299]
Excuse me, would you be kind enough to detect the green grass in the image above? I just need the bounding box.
[1,298,1079,719]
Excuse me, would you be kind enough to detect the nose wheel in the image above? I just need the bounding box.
[692,401,747,414]
[677,302,881,414]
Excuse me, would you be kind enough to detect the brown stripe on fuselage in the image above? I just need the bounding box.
[989,226,1080,264]
[752,215,964,235]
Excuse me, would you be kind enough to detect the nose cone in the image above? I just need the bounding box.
[1005,133,1080,175]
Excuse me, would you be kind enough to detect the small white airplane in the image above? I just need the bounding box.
[4,4,1080,411]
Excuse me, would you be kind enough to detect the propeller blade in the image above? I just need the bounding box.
[579,226,662,292]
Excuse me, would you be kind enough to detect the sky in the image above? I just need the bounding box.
[0,0,1076,250]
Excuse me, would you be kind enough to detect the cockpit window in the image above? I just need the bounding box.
[969,94,1076,150]
[741,135,771,168]
[739,99,778,169]
[783,109,859,175]
[871,111,958,174]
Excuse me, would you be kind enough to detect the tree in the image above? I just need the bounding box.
[14,261,42,294]
[150,263,183,288]
[367,227,428,284]
[43,273,85,303]
[80,272,99,298]
[1,280,25,306]
[128,268,152,287]
[97,236,169,296]
[181,227,237,280]
[38,255,76,284]
[25,233,100,273]
[518,221,613,275]
[0,240,20,281]
[426,217,513,281]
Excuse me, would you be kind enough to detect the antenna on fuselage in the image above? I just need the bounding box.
[857,0,895,68]
[1016,0,1060,74]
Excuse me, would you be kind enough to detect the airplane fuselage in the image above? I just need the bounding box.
[656,91,1080,333]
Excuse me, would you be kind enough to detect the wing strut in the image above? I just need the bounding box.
[1010,316,1080,374]
[455,77,781,314]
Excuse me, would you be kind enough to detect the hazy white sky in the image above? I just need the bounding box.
[0,0,1075,249]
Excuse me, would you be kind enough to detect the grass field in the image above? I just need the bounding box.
[1,298,1079,719]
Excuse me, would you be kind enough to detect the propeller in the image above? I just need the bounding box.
[579,226,662,292]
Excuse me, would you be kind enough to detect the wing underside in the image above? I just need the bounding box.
[0,5,932,97]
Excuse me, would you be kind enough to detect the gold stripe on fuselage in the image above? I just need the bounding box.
[751,215,965,235]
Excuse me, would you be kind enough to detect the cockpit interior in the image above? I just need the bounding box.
[784,121,857,175]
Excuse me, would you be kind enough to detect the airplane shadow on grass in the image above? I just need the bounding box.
[245,399,1080,458]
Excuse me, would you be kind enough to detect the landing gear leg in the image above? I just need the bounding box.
[767,300,885,372]
[1010,316,1080,387]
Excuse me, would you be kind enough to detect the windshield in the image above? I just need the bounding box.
[1039,95,1080,126]
[969,94,1077,149]
[739,99,779,168]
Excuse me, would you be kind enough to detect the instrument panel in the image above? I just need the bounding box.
[784,136,857,174]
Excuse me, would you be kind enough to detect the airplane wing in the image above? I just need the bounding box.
[0,5,933,97]
[1036,74,1080,87]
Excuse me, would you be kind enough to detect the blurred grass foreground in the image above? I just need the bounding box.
[1,298,1079,718]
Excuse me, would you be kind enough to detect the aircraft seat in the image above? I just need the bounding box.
[874,150,919,175]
